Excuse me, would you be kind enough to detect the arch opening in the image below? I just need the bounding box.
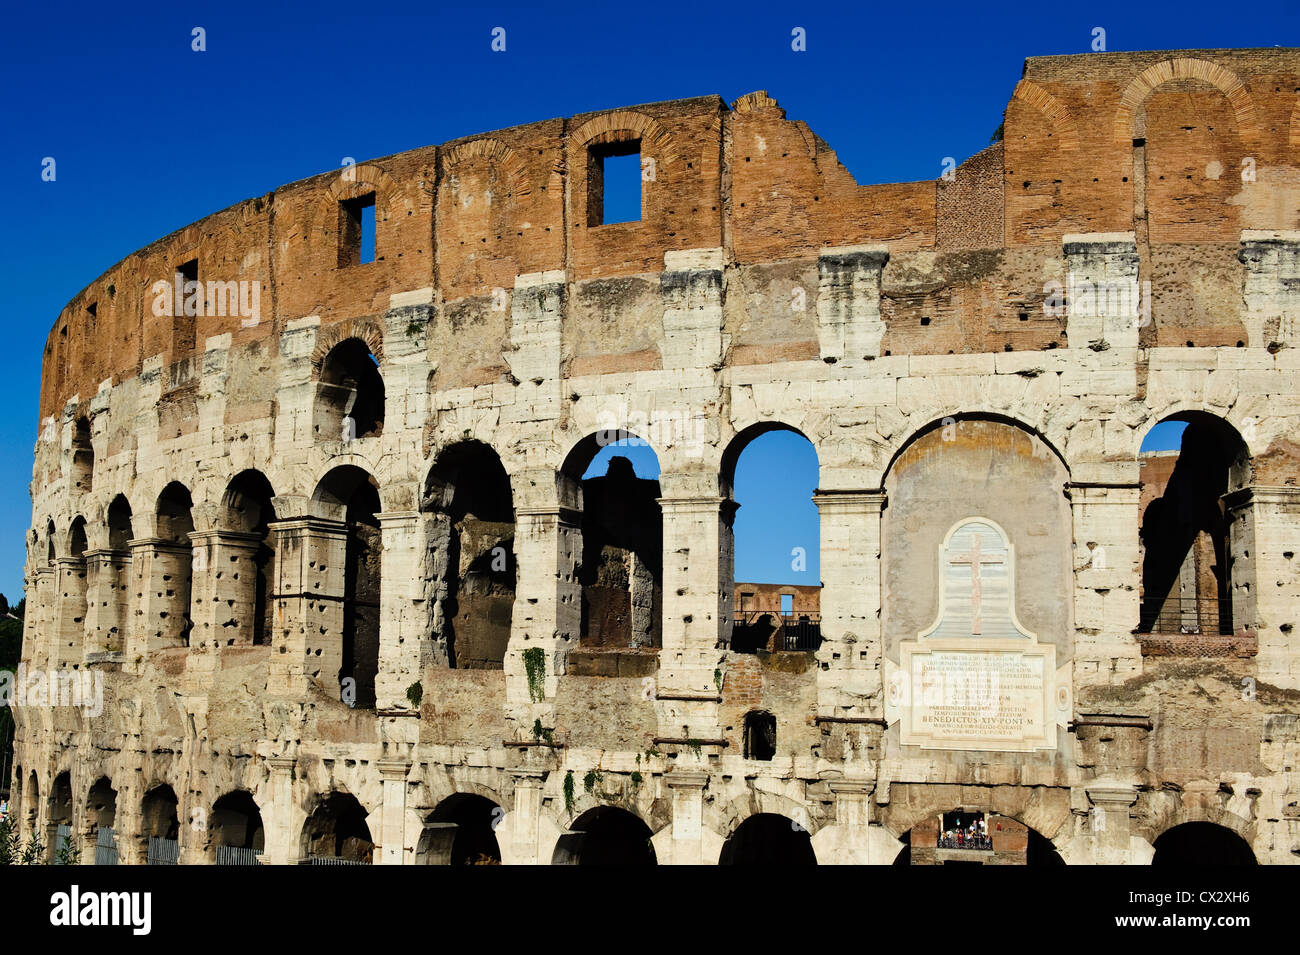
[212,790,265,865]
[300,792,373,864]
[86,776,118,865]
[223,470,278,646]
[895,810,1063,866]
[423,442,515,670]
[719,813,816,865]
[315,337,384,442]
[742,710,777,761]
[1151,821,1256,865]
[563,433,663,654]
[1138,413,1250,637]
[417,793,503,865]
[71,417,93,494]
[724,425,820,654]
[155,482,195,648]
[141,784,180,865]
[552,806,656,866]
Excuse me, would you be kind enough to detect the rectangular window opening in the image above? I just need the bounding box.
[780,594,794,616]
[339,194,377,267]
[588,140,641,226]
[174,259,198,353]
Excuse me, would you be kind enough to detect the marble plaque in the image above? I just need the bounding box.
[887,517,1071,753]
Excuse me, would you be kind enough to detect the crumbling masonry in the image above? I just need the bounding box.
[11,48,1300,864]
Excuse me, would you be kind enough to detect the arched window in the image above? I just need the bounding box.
[562,433,662,652]
[141,784,180,865]
[156,483,195,647]
[1152,821,1256,865]
[742,710,777,761]
[222,471,277,646]
[719,813,815,865]
[1138,414,1250,637]
[71,417,93,494]
[212,790,265,865]
[424,442,515,669]
[314,338,384,442]
[314,466,382,707]
[552,806,656,866]
[300,792,372,864]
[417,793,503,865]
[722,424,820,653]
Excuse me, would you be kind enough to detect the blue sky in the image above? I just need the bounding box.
[1,1,1292,600]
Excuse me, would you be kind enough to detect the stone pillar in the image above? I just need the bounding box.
[661,249,725,370]
[503,769,546,865]
[1239,230,1300,349]
[126,538,193,664]
[375,511,423,712]
[1226,486,1300,689]
[816,779,876,865]
[267,518,348,700]
[28,566,56,671]
[1063,232,1140,350]
[817,244,889,362]
[656,477,732,739]
[263,756,297,866]
[1068,474,1143,686]
[813,489,885,718]
[507,270,566,420]
[377,760,411,865]
[187,530,264,651]
[83,549,130,658]
[50,559,87,671]
[506,488,581,722]
[663,770,708,865]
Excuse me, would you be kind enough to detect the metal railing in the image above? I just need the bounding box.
[147,836,179,865]
[938,834,993,850]
[1138,595,1231,636]
[215,845,264,866]
[732,610,822,652]
[94,826,118,865]
[305,855,370,866]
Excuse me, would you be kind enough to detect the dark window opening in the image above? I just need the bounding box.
[587,140,641,226]
[315,338,385,441]
[743,710,777,761]
[71,417,93,494]
[174,259,199,355]
[339,194,377,267]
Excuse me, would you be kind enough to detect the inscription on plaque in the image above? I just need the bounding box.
[887,517,1070,753]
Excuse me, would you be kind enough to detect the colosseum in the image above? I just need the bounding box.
[8,47,1300,867]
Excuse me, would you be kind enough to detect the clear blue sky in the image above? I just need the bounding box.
[1,1,1292,601]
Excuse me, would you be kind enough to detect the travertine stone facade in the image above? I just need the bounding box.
[12,48,1300,865]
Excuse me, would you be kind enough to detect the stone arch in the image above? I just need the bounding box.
[714,791,817,839]
[66,516,87,557]
[70,415,93,494]
[416,792,504,865]
[299,790,374,864]
[439,138,532,200]
[311,331,385,442]
[1152,821,1257,865]
[1136,411,1251,638]
[571,110,685,168]
[139,783,180,864]
[552,805,658,865]
[219,469,278,647]
[312,465,383,707]
[310,320,385,372]
[210,789,265,862]
[325,162,398,202]
[561,430,663,652]
[45,517,56,563]
[884,412,1070,482]
[1113,57,1259,144]
[423,440,515,670]
[718,811,817,865]
[106,494,134,550]
[1012,79,1081,151]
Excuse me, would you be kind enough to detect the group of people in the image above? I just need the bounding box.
[939,816,992,850]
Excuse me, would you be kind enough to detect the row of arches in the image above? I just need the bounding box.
[10,763,1257,865]
[31,408,1258,702]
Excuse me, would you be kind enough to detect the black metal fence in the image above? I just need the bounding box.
[1138,596,1232,635]
[731,611,822,652]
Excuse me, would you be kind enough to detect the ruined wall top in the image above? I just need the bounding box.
[37,47,1300,425]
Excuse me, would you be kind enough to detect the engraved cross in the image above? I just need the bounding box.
[948,534,1004,635]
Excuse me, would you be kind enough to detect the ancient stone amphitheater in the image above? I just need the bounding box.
[10,47,1300,866]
